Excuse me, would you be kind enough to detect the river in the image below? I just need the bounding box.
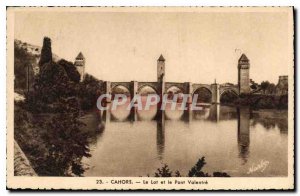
[81,101,288,177]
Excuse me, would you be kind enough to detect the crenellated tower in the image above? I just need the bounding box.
[157,54,165,82]
[238,54,250,94]
[74,52,85,82]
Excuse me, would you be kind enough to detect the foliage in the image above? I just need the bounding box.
[57,59,81,83]
[14,104,91,176]
[78,74,103,110]
[14,41,35,90]
[250,79,259,91]
[188,157,211,177]
[212,172,231,177]
[17,37,95,176]
[235,94,288,110]
[253,96,276,109]
[278,95,288,109]
[154,164,173,177]
[260,81,277,95]
[260,81,270,94]
[39,37,52,66]
[23,38,104,113]
[25,60,78,112]
[153,156,230,177]
[37,104,90,176]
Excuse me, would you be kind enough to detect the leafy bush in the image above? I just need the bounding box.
[78,74,103,110]
[152,156,230,177]
[57,59,81,83]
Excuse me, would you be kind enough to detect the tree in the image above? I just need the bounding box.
[57,59,81,83]
[39,37,52,67]
[250,79,258,90]
[26,60,78,112]
[152,156,230,177]
[154,164,173,177]
[14,41,35,91]
[188,157,211,177]
[78,74,103,110]
[37,100,91,176]
[260,81,270,94]
[267,83,276,95]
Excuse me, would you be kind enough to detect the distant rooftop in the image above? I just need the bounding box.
[158,54,165,62]
[239,53,249,62]
[76,52,85,59]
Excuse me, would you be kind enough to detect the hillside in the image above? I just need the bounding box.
[14,39,61,91]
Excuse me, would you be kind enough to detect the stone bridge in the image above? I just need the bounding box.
[104,81,239,104]
[100,53,249,104]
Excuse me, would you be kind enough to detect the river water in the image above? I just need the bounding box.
[81,101,288,177]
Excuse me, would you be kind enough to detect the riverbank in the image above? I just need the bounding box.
[14,104,98,176]
[234,94,288,110]
[14,140,37,176]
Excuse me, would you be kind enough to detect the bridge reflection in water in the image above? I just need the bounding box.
[99,103,251,162]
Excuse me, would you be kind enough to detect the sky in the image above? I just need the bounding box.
[13,8,293,84]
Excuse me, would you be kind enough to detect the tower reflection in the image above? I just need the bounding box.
[237,107,250,164]
[208,104,220,121]
[156,110,165,160]
[129,106,138,122]
[181,104,192,122]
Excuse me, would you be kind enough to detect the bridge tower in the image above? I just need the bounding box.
[157,54,166,107]
[238,54,250,94]
[211,80,220,104]
[157,54,165,82]
[74,52,85,82]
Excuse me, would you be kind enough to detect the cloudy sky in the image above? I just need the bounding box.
[13,7,293,84]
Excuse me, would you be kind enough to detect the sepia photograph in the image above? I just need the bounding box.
[6,6,294,190]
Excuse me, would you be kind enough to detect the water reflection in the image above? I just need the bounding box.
[208,104,220,122]
[237,107,250,164]
[251,111,288,134]
[99,104,253,163]
[83,103,288,177]
[98,104,287,164]
[156,110,165,160]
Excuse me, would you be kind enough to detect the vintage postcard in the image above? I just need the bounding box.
[6,7,294,190]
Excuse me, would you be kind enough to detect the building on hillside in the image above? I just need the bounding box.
[74,52,85,82]
[276,75,288,95]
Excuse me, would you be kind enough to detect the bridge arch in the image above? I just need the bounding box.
[192,86,213,103]
[111,84,131,97]
[137,84,158,95]
[219,87,239,104]
[165,82,188,94]
[166,85,184,93]
[219,87,239,97]
[220,89,239,104]
[165,85,185,102]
